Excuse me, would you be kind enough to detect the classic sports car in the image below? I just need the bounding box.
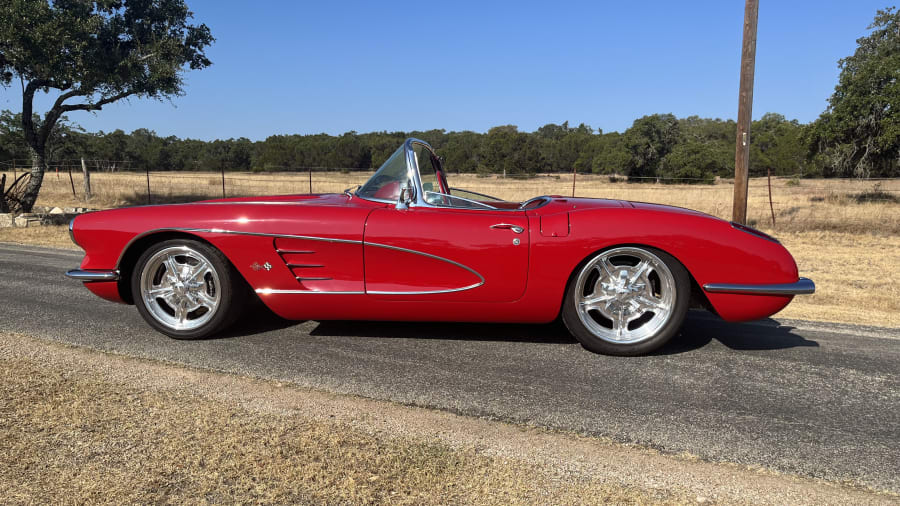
[66,138,814,355]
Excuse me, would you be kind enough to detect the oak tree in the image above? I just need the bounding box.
[0,0,213,211]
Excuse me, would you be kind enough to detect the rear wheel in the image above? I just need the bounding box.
[562,246,690,356]
[131,239,245,339]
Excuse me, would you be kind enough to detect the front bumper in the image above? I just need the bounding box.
[703,277,815,296]
[65,269,120,282]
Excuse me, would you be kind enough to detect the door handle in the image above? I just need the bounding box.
[490,223,524,234]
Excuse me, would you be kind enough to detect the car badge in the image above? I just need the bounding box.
[251,262,272,272]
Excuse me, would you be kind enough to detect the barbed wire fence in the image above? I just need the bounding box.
[1,158,898,232]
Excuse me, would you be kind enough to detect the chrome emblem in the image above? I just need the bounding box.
[251,262,273,272]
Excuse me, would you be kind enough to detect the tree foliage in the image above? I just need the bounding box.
[623,114,680,180]
[0,0,213,211]
[0,112,820,186]
[808,7,900,177]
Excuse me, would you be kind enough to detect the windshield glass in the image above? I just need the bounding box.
[356,139,512,209]
[356,146,409,201]
[412,142,445,194]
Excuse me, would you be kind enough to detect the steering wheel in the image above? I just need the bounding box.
[518,196,550,210]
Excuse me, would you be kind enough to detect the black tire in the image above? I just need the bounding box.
[130,239,246,339]
[561,246,691,356]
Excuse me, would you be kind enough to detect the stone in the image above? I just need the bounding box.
[0,214,12,228]
[49,207,65,214]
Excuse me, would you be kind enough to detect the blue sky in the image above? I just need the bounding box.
[1,0,891,140]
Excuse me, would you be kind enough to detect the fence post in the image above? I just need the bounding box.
[572,166,577,197]
[81,158,92,200]
[309,167,312,193]
[767,168,776,227]
[145,167,151,205]
[67,165,77,198]
[221,166,226,199]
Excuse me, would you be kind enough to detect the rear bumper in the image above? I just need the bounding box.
[65,269,120,282]
[703,277,815,296]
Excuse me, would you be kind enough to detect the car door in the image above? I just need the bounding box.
[363,206,529,302]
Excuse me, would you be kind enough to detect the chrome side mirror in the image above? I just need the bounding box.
[396,183,413,210]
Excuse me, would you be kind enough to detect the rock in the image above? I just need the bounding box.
[49,207,65,214]
[0,214,12,228]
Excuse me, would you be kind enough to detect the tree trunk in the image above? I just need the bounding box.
[0,174,8,213]
[20,147,47,213]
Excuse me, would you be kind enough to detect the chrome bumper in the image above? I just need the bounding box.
[703,277,815,296]
[65,269,120,282]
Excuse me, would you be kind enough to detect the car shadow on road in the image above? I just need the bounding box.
[216,305,818,353]
[655,311,820,355]
[213,301,303,339]
[309,320,578,344]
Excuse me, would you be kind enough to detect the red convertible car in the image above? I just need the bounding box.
[66,138,814,355]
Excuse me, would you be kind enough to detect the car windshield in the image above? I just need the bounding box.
[356,139,513,209]
[356,145,410,202]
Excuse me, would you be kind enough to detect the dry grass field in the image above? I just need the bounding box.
[5,169,898,234]
[2,170,898,327]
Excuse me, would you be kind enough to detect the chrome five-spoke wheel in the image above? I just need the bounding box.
[562,246,690,355]
[140,246,221,331]
[131,239,245,339]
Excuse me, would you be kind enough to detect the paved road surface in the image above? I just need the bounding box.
[1,243,898,492]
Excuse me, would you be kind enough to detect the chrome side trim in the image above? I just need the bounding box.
[206,228,362,244]
[115,227,486,296]
[256,288,364,295]
[367,282,484,296]
[364,241,486,295]
[703,277,815,295]
[66,269,120,282]
[287,264,324,268]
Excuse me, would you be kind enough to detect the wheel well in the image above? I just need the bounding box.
[116,231,221,304]
[558,243,713,318]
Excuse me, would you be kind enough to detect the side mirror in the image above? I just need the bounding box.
[396,183,413,210]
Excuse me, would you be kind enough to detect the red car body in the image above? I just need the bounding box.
[66,138,813,354]
[70,190,803,324]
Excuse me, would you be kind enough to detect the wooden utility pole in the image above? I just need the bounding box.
[732,0,759,225]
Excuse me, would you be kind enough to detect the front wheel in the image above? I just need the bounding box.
[131,239,246,339]
[561,246,690,356]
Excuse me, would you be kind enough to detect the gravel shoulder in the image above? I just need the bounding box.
[1,332,895,505]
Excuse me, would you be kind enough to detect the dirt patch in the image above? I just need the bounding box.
[0,332,893,505]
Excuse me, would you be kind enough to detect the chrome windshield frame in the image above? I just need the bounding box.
[357,138,523,211]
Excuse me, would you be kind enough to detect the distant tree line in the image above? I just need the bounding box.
[1,110,866,183]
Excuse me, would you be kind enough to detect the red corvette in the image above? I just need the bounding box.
[66,138,814,355]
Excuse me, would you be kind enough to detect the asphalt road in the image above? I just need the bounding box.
[2,243,899,492]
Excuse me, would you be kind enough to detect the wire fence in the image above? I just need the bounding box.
[2,158,898,233]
